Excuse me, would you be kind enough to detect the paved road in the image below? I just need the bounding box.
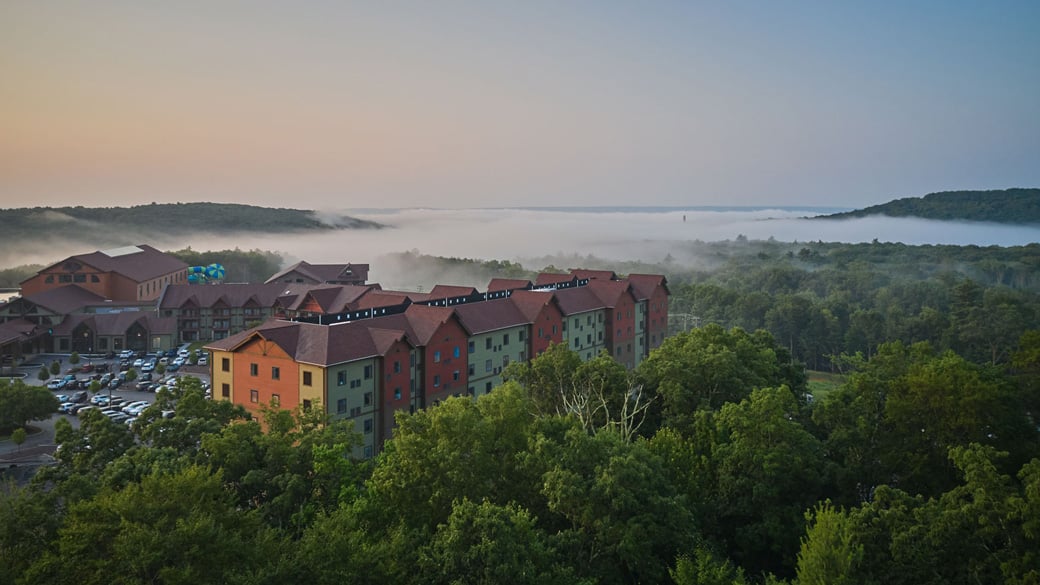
[1,353,210,467]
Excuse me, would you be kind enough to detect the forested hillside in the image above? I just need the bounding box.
[819,188,1040,223]
[0,202,383,246]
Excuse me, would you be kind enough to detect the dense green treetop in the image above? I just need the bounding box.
[818,188,1040,224]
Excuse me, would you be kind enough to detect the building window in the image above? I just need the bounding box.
[271,366,280,380]
[394,387,401,400]
[552,325,558,335]
[452,370,460,381]
[433,374,440,387]
[45,275,54,283]
[271,394,280,407]
[303,399,312,411]
[616,346,622,357]
[351,406,361,417]
[250,363,258,376]
[364,445,373,458]
[503,333,509,346]
[338,371,346,386]
[364,392,372,406]
[363,419,373,434]
[91,275,99,283]
[519,330,525,341]
[502,356,510,368]
[485,338,492,350]
[222,383,230,398]
[364,365,372,379]
[350,379,361,389]
[303,371,312,386]
[393,360,401,374]
[453,346,460,358]
[468,364,475,376]
[485,381,492,393]
[337,398,347,414]
[468,341,475,354]
[538,327,543,338]
[250,389,258,403]
[433,351,441,363]
[74,274,86,283]
[485,359,492,373]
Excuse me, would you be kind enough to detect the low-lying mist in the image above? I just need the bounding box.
[4,208,1037,291]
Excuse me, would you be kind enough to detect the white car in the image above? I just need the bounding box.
[177,348,191,358]
[198,355,208,366]
[133,358,144,368]
[122,401,150,414]
[118,349,134,359]
[59,402,77,413]
[172,356,186,366]
[126,403,151,416]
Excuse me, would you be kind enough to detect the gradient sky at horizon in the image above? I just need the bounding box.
[2,1,1038,210]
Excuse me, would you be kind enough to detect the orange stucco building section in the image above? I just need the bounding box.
[232,337,301,416]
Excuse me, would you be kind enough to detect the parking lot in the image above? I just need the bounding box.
[2,350,211,458]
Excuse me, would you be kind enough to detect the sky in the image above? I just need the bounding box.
[2,1,1038,210]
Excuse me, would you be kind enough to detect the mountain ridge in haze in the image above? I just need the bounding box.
[0,202,384,237]
[818,188,1040,224]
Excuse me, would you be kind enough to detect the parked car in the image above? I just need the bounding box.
[76,405,98,417]
[133,358,144,368]
[166,363,181,372]
[198,355,208,366]
[58,402,77,413]
[55,393,70,403]
[109,379,122,390]
[71,391,88,403]
[80,363,94,373]
[46,379,66,390]
[70,403,93,415]
[122,401,150,415]
[118,349,134,359]
[94,363,110,373]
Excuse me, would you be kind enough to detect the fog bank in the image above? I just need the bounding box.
[5,208,1036,290]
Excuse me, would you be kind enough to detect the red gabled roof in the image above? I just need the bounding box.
[291,285,372,314]
[353,291,412,311]
[160,283,290,310]
[264,261,369,284]
[366,303,456,347]
[427,285,479,299]
[571,269,617,281]
[508,289,560,321]
[553,286,606,315]
[487,278,532,292]
[27,245,187,285]
[587,279,634,308]
[626,273,670,299]
[21,285,109,314]
[205,319,410,366]
[0,318,38,345]
[535,272,576,287]
[453,298,529,335]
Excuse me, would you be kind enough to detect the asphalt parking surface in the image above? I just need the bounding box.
[1,353,211,467]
